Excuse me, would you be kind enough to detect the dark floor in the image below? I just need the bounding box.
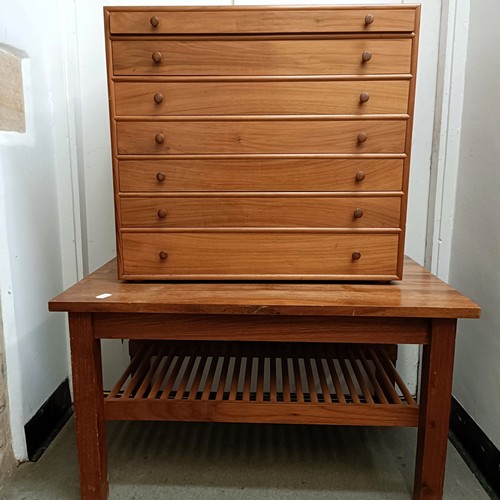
[0,417,490,499]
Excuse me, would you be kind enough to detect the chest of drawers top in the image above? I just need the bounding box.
[104,5,420,281]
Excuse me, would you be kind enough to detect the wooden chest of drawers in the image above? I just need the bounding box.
[104,5,420,281]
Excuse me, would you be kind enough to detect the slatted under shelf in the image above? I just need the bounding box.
[105,341,419,426]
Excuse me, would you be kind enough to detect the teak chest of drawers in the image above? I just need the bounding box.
[104,5,420,281]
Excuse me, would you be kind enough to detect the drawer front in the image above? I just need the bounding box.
[112,39,412,76]
[120,196,401,229]
[119,159,404,193]
[121,232,399,278]
[109,9,416,35]
[114,80,410,116]
[116,120,407,155]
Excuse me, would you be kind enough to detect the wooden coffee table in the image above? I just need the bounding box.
[49,257,480,499]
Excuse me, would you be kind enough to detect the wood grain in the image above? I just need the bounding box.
[109,7,416,35]
[116,120,407,155]
[119,195,401,229]
[414,319,457,499]
[118,158,405,193]
[112,39,412,76]
[68,313,108,500]
[93,314,429,344]
[113,80,410,116]
[48,256,481,318]
[120,232,399,278]
[104,399,419,426]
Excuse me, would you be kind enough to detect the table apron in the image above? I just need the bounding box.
[91,313,430,344]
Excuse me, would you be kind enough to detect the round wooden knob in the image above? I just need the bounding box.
[159,251,168,261]
[353,208,364,219]
[150,16,160,28]
[153,93,164,104]
[155,133,165,144]
[362,50,372,62]
[156,171,166,182]
[359,92,370,103]
[152,51,162,64]
[355,171,366,182]
[357,132,368,143]
[352,251,362,261]
[157,208,167,219]
[365,14,374,25]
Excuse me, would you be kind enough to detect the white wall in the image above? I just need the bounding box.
[0,0,75,459]
[447,0,500,449]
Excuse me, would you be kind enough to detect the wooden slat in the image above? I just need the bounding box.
[281,358,291,403]
[316,358,332,404]
[121,345,156,398]
[269,358,277,403]
[228,356,241,401]
[256,357,265,403]
[356,348,389,404]
[108,343,150,398]
[292,356,304,403]
[346,352,375,404]
[325,357,346,404]
[216,356,230,400]
[174,354,196,400]
[148,349,175,399]
[242,357,252,402]
[338,358,361,404]
[159,355,181,400]
[378,348,417,406]
[303,357,319,404]
[134,345,167,398]
[369,348,404,404]
[202,357,218,400]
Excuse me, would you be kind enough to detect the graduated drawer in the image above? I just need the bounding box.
[112,39,412,76]
[109,8,416,35]
[114,80,410,116]
[116,120,407,155]
[121,232,399,279]
[119,196,401,229]
[119,158,404,193]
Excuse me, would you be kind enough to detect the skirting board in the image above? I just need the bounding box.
[24,379,73,461]
[449,396,500,498]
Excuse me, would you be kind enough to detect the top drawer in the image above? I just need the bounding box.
[108,8,417,35]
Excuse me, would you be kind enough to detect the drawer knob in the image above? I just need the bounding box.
[155,133,165,144]
[157,208,167,219]
[159,251,168,261]
[152,51,162,64]
[153,93,164,104]
[365,14,375,25]
[156,171,166,182]
[359,92,370,103]
[357,132,368,143]
[362,50,372,62]
[355,171,366,182]
[352,251,362,261]
[353,208,364,219]
[150,16,160,28]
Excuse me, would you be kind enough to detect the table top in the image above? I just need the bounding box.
[49,257,480,318]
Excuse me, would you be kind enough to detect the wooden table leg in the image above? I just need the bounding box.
[413,318,457,499]
[69,313,108,500]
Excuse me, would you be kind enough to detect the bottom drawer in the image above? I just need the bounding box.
[120,232,399,280]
